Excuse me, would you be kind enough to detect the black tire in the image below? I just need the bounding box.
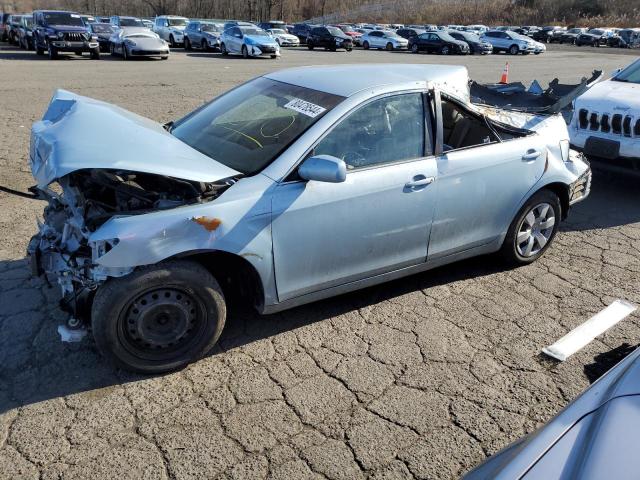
[110,43,115,55]
[241,45,249,58]
[90,47,100,60]
[184,37,191,50]
[270,54,277,58]
[201,39,208,51]
[36,43,45,55]
[169,34,175,48]
[386,42,393,51]
[48,44,58,59]
[161,56,168,60]
[411,43,419,53]
[307,41,314,50]
[220,42,228,55]
[440,45,450,55]
[509,44,519,55]
[122,45,128,60]
[363,40,369,49]
[91,260,226,373]
[501,189,561,265]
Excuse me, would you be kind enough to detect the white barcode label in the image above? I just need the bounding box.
[284,98,326,118]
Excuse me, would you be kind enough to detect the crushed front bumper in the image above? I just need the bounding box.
[569,165,592,205]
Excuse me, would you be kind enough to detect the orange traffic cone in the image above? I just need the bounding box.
[499,62,509,84]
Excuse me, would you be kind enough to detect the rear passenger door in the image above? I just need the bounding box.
[427,94,547,260]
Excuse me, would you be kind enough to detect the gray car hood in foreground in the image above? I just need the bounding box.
[464,346,640,479]
[30,89,240,187]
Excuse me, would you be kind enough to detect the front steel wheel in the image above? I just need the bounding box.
[501,190,560,265]
[92,260,226,373]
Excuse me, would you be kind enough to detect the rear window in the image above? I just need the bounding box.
[120,18,143,27]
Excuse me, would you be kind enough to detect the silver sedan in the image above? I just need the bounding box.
[109,28,169,60]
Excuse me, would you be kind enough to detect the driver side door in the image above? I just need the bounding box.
[271,92,438,301]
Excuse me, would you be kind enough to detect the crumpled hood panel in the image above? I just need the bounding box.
[30,89,240,187]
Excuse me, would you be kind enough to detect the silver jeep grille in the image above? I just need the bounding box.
[578,109,640,137]
[64,32,86,42]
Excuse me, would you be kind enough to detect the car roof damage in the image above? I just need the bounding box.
[470,70,602,114]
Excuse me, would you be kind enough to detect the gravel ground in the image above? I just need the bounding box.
[0,43,639,480]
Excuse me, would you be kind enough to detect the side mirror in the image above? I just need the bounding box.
[298,155,347,183]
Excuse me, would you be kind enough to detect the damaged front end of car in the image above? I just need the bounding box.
[27,90,241,335]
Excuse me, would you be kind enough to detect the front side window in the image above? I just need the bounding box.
[314,93,425,170]
[172,78,344,175]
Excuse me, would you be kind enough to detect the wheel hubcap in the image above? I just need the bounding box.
[516,202,555,257]
[121,287,202,356]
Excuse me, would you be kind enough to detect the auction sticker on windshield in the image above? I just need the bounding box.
[284,98,326,118]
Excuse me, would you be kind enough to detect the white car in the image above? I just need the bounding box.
[361,30,409,50]
[570,58,640,171]
[220,24,280,58]
[267,28,299,47]
[531,39,546,54]
[153,15,188,47]
[109,28,169,60]
[482,30,537,55]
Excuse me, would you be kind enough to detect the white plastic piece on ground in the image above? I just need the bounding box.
[543,300,638,361]
[58,324,88,343]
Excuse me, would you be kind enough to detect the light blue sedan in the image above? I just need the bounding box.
[28,64,591,372]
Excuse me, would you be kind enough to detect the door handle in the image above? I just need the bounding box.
[405,175,435,189]
[522,149,542,161]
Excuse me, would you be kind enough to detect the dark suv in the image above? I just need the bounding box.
[1,13,9,41]
[33,10,100,59]
[291,23,315,44]
[307,26,352,51]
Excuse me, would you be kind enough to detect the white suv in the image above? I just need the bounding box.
[570,58,640,171]
[153,15,188,47]
[482,30,536,54]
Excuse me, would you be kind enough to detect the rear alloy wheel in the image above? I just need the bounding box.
[363,40,370,49]
[440,45,450,55]
[411,43,419,53]
[501,190,560,265]
[509,44,519,55]
[92,260,226,373]
[386,42,393,51]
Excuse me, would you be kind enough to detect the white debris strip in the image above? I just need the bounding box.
[543,300,638,362]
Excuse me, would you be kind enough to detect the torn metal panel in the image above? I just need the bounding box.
[470,70,603,114]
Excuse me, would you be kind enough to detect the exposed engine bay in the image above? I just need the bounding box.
[28,169,235,324]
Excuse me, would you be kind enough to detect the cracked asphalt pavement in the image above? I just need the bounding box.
[1,44,639,479]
